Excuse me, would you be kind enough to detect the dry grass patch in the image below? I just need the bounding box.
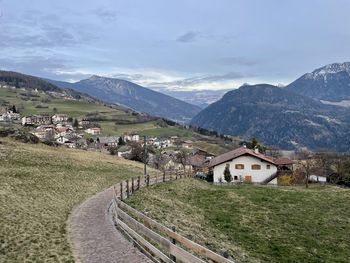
[0,138,152,262]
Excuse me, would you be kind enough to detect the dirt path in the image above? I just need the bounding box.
[68,187,152,263]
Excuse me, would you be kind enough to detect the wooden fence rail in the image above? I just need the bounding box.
[111,171,234,263]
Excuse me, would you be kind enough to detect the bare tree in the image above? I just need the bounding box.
[176,148,190,174]
[299,150,319,188]
[153,152,168,172]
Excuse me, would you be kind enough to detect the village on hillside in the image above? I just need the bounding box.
[2,102,346,188]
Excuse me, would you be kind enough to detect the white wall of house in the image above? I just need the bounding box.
[213,155,277,184]
[309,175,327,183]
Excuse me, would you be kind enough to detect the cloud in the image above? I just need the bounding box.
[150,71,246,88]
[0,10,97,49]
[94,8,118,21]
[176,31,198,43]
[218,56,258,66]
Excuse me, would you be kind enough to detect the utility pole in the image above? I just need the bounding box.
[143,135,147,177]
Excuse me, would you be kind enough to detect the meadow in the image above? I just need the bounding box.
[127,179,350,263]
[0,138,153,262]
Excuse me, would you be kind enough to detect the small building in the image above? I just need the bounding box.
[124,133,140,142]
[182,140,193,149]
[52,114,68,124]
[85,127,101,135]
[97,136,119,147]
[78,119,90,127]
[55,126,73,138]
[31,125,56,140]
[309,175,327,183]
[209,147,293,185]
[22,115,51,126]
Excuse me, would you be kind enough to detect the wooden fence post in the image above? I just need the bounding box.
[126,179,129,198]
[170,226,177,262]
[163,171,165,182]
[147,174,150,186]
[137,176,140,190]
[176,171,178,180]
[120,182,123,200]
[132,177,134,194]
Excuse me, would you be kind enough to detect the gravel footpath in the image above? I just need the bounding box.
[68,187,153,263]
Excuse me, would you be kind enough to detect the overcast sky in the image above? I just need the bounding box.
[1,0,350,91]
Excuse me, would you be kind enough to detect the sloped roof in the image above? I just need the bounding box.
[189,154,207,167]
[274,157,294,165]
[209,147,276,167]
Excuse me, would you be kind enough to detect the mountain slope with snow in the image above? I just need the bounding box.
[286,62,350,101]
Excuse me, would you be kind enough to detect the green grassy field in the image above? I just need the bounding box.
[0,138,157,262]
[0,87,128,117]
[193,141,229,155]
[100,121,158,136]
[139,126,195,138]
[127,179,350,263]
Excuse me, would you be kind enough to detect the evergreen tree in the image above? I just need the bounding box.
[224,165,232,183]
[118,136,125,146]
[73,118,79,128]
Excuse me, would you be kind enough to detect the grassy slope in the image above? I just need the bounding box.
[0,138,157,262]
[138,126,195,138]
[100,121,158,136]
[127,179,350,263]
[192,141,228,155]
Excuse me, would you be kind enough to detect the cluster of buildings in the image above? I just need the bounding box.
[0,109,21,122]
[20,114,103,148]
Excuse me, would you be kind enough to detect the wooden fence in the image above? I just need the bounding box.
[111,171,234,263]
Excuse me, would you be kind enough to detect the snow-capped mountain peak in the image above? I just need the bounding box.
[311,62,350,76]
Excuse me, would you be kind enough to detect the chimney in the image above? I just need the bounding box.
[254,147,259,154]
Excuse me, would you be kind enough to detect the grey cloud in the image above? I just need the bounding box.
[0,56,79,80]
[0,10,97,49]
[111,73,147,82]
[94,8,118,21]
[218,57,258,66]
[176,31,198,43]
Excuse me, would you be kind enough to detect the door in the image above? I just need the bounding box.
[244,175,252,183]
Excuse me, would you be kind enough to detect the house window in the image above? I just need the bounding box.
[267,165,271,169]
[251,164,261,170]
[233,175,238,180]
[235,164,244,169]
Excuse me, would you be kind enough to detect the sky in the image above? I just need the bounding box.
[1,0,350,91]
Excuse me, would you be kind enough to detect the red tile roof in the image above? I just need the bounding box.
[209,147,276,167]
[274,157,294,165]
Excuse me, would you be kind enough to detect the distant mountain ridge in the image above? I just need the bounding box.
[49,76,201,123]
[286,62,350,101]
[191,84,350,151]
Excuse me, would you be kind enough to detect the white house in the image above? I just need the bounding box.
[123,133,140,142]
[309,175,327,183]
[52,114,68,124]
[209,147,280,184]
[85,127,101,135]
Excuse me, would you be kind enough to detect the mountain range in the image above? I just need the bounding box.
[49,76,201,123]
[1,61,350,151]
[286,62,350,102]
[191,84,350,151]
[191,63,350,151]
